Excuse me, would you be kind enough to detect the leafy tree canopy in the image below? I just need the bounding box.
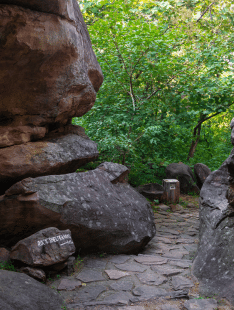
[74,0,234,186]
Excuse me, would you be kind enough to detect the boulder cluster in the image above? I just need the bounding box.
[0,0,156,279]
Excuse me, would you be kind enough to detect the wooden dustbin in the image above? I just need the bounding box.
[162,179,180,204]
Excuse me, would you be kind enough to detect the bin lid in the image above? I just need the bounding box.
[163,179,179,183]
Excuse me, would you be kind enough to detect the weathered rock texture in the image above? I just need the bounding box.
[194,163,211,189]
[0,0,103,133]
[10,227,75,266]
[192,119,234,304]
[0,164,156,254]
[0,269,64,310]
[166,163,199,194]
[0,126,98,194]
[0,0,103,194]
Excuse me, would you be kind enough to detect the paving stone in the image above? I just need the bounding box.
[169,260,191,268]
[136,271,167,286]
[155,237,175,244]
[84,258,107,269]
[85,291,132,306]
[132,285,167,301]
[187,231,197,236]
[160,304,180,310]
[109,279,134,291]
[119,307,145,310]
[58,279,82,291]
[109,255,131,264]
[166,230,180,235]
[184,299,217,310]
[151,266,183,277]
[170,290,189,299]
[105,270,130,280]
[162,250,184,259]
[171,276,194,290]
[76,269,105,282]
[158,204,171,212]
[115,262,147,273]
[134,255,168,265]
[71,285,106,305]
[175,238,194,244]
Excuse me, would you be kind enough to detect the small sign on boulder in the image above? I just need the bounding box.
[10,227,75,267]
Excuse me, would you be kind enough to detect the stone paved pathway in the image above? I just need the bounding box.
[47,204,230,310]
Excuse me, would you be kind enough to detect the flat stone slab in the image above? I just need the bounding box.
[105,270,130,280]
[109,279,134,291]
[161,304,180,310]
[154,237,175,244]
[132,285,167,301]
[171,276,194,290]
[70,285,106,305]
[76,269,105,282]
[169,260,191,268]
[151,266,183,277]
[184,299,217,310]
[162,250,184,259]
[84,258,107,269]
[176,238,194,244]
[136,271,167,286]
[85,291,132,306]
[115,262,147,273]
[58,279,82,291]
[120,307,145,310]
[134,255,168,265]
[109,255,131,264]
[166,230,180,235]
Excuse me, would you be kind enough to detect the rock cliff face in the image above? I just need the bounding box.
[192,119,234,303]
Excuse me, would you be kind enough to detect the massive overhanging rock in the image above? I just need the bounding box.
[192,119,234,304]
[0,164,156,254]
[0,0,103,138]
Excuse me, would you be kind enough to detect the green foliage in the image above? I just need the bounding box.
[74,0,234,186]
[0,260,16,272]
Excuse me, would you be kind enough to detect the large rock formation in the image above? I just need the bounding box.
[0,165,156,254]
[192,120,234,303]
[0,0,103,131]
[0,269,64,310]
[0,0,103,193]
[166,162,200,194]
[194,163,211,189]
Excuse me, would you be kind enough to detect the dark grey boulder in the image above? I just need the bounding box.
[192,147,234,303]
[97,161,129,184]
[0,127,98,195]
[166,163,199,194]
[194,163,211,189]
[10,227,75,267]
[0,164,156,254]
[0,269,64,310]
[136,183,165,201]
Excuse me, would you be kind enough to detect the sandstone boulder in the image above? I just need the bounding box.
[166,163,199,194]
[0,164,156,254]
[0,126,98,194]
[10,227,75,267]
[0,0,103,135]
[194,163,211,189]
[0,269,64,310]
